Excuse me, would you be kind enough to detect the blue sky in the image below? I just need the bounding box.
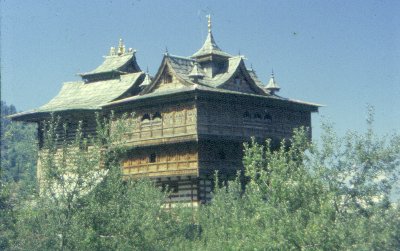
[1,0,399,140]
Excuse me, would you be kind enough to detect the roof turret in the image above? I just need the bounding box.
[188,61,204,83]
[265,71,280,95]
[79,39,141,82]
[191,15,232,59]
[140,68,152,88]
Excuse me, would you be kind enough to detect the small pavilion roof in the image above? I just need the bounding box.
[191,32,232,59]
[265,71,280,94]
[80,53,135,76]
[79,39,140,79]
[191,15,232,59]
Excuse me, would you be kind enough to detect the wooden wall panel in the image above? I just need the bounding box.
[122,143,198,178]
[114,103,198,147]
[197,100,312,143]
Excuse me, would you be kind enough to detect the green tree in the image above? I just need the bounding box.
[13,114,176,250]
[1,101,37,185]
[0,101,37,250]
[178,111,400,250]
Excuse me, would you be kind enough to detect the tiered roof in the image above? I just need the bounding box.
[11,39,144,121]
[11,18,320,121]
[141,54,265,95]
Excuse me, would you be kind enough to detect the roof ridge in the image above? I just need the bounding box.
[168,54,194,61]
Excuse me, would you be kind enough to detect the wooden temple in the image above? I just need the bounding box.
[11,17,319,206]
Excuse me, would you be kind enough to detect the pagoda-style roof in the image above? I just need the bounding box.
[80,53,135,76]
[191,15,232,60]
[10,72,144,121]
[142,54,266,96]
[191,32,232,59]
[79,39,141,82]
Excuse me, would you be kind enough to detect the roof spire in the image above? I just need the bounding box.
[191,15,232,59]
[207,14,212,34]
[265,70,280,95]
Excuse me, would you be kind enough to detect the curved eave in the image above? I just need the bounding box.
[105,83,321,113]
[8,108,101,122]
[10,72,145,122]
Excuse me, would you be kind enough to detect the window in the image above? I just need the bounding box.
[149,153,157,163]
[141,113,150,121]
[153,112,162,120]
[164,74,172,83]
[243,111,251,119]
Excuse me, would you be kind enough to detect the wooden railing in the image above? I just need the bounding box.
[124,123,197,146]
[123,159,198,177]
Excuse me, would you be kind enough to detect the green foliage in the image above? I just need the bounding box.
[1,105,399,250]
[10,113,181,250]
[184,112,399,250]
[1,101,37,187]
[0,101,37,250]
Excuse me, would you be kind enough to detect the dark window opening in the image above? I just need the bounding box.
[254,113,262,120]
[141,113,151,121]
[153,112,162,120]
[164,74,172,83]
[149,153,157,163]
[243,111,250,119]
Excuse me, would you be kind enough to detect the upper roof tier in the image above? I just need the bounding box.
[79,39,141,82]
[191,15,232,59]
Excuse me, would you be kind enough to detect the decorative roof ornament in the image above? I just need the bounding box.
[109,47,116,56]
[191,15,232,59]
[188,61,204,83]
[118,38,125,55]
[140,71,152,87]
[265,70,280,95]
[207,14,212,34]
[164,46,169,56]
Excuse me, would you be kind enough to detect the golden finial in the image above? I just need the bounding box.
[207,14,212,33]
[118,38,125,55]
